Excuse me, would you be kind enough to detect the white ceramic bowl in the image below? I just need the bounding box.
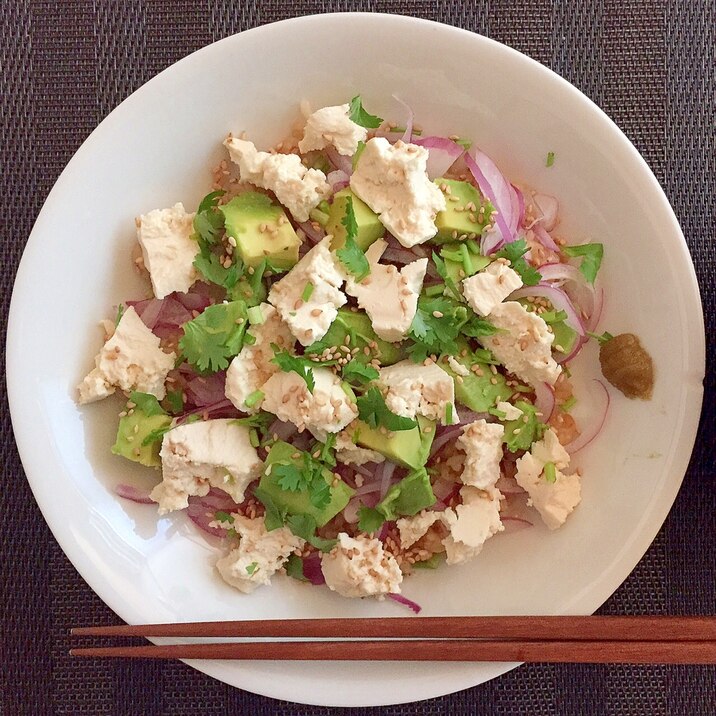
[7,13,704,707]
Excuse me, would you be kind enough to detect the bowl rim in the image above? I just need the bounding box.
[7,11,705,707]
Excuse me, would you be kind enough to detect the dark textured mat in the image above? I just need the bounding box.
[1,2,714,714]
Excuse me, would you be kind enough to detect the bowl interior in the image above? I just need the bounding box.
[7,13,704,707]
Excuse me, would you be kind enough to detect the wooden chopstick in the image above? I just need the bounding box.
[71,615,716,642]
[70,639,716,664]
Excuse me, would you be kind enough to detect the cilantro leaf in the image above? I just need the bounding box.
[286,514,337,553]
[253,486,288,531]
[358,506,385,533]
[128,391,167,417]
[271,348,316,392]
[165,389,184,414]
[316,433,337,467]
[193,190,226,245]
[231,412,274,431]
[348,95,383,129]
[214,510,233,524]
[432,251,462,300]
[141,424,173,447]
[285,554,308,581]
[462,315,498,338]
[193,249,243,293]
[352,140,366,170]
[342,359,379,385]
[408,296,470,361]
[562,243,604,285]
[179,301,248,373]
[494,240,541,286]
[336,197,370,281]
[357,386,417,432]
[245,561,259,575]
[197,190,225,214]
[274,462,311,493]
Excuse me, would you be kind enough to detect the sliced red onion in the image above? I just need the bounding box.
[531,225,561,253]
[297,221,325,245]
[382,246,424,266]
[184,370,227,408]
[509,284,586,336]
[268,419,298,441]
[327,169,349,187]
[464,150,515,250]
[532,193,559,231]
[565,379,610,454]
[186,500,227,538]
[533,381,556,421]
[429,425,463,457]
[302,553,326,586]
[353,463,379,478]
[196,487,241,512]
[412,136,465,179]
[392,94,414,142]
[556,334,587,365]
[500,515,533,533]
[354,480,384,497]
[586,285,605,332]
[513,185,525,229]
[177,398,238,423]
[325,146,352,175]
[388,593,422,614]
[115,483,154,504]
[343,496,361,523]
[379,462,396,499]
[494,475,526,496]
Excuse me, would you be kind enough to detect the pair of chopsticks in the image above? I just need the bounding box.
[70,616,716,663]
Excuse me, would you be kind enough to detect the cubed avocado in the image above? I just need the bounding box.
[503,400,545,452]
[438,346,513,412]
[376,467,437,520]
[303,308,403,366]
[111,404,171,467]
[259,441,354,527]
[326,188,384,251]
[433,178,493,243]
[353,416,435,470]
[220,192,300,269]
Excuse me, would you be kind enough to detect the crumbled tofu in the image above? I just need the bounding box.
[378,359,458,425]
[462,261,523,317]
[479,301,561,386]
[261,367,358,440]
[267,237,346,346]
[441,486,504,565]
[496,401,523,421]
[225,303,294,412]
[447,355,470,377]
[298,103,367,156]
[224,137,331,222]
[457,419,505,489]
[150,419,263,514]
[396,510,443,549]
[77,306,175,403]
[321,532,403,598]
[216,515,304,594]
[136,203,198,299]
[344,239,426,342]
[335,429,385,466]
[350,137,446,247]
[514,428,580,530]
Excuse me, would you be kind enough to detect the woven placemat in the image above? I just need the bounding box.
[1,2,714,714]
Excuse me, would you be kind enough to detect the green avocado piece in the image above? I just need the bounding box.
[439,242,491,289]
[433,178,493,243]
[111,392,172,467]
[259,441,354,527]
[376,467,436,520]
[303,308,403,366]
[503,400,546,452]
[353,416,435,470]
[437,346,513,412]
[326,188,384,251]
[220,192,300,270]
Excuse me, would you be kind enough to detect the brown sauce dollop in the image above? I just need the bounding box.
[599,333,654,400]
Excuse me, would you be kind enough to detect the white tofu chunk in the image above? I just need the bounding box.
[151,419,263,514]
[378,359,458,425]
[461,260,523,317]
[457,419,505,489]
[77,306,175,403]
[344,239,426,343]
[298,103,367,156]
[268,237,346,346]
[136,203,198,299]
[350,137,446,247]
[479,301,561,387]
[216,515,304,593]
[321,532,403,598]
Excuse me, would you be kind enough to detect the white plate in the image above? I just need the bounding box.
[7,13,705,708]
